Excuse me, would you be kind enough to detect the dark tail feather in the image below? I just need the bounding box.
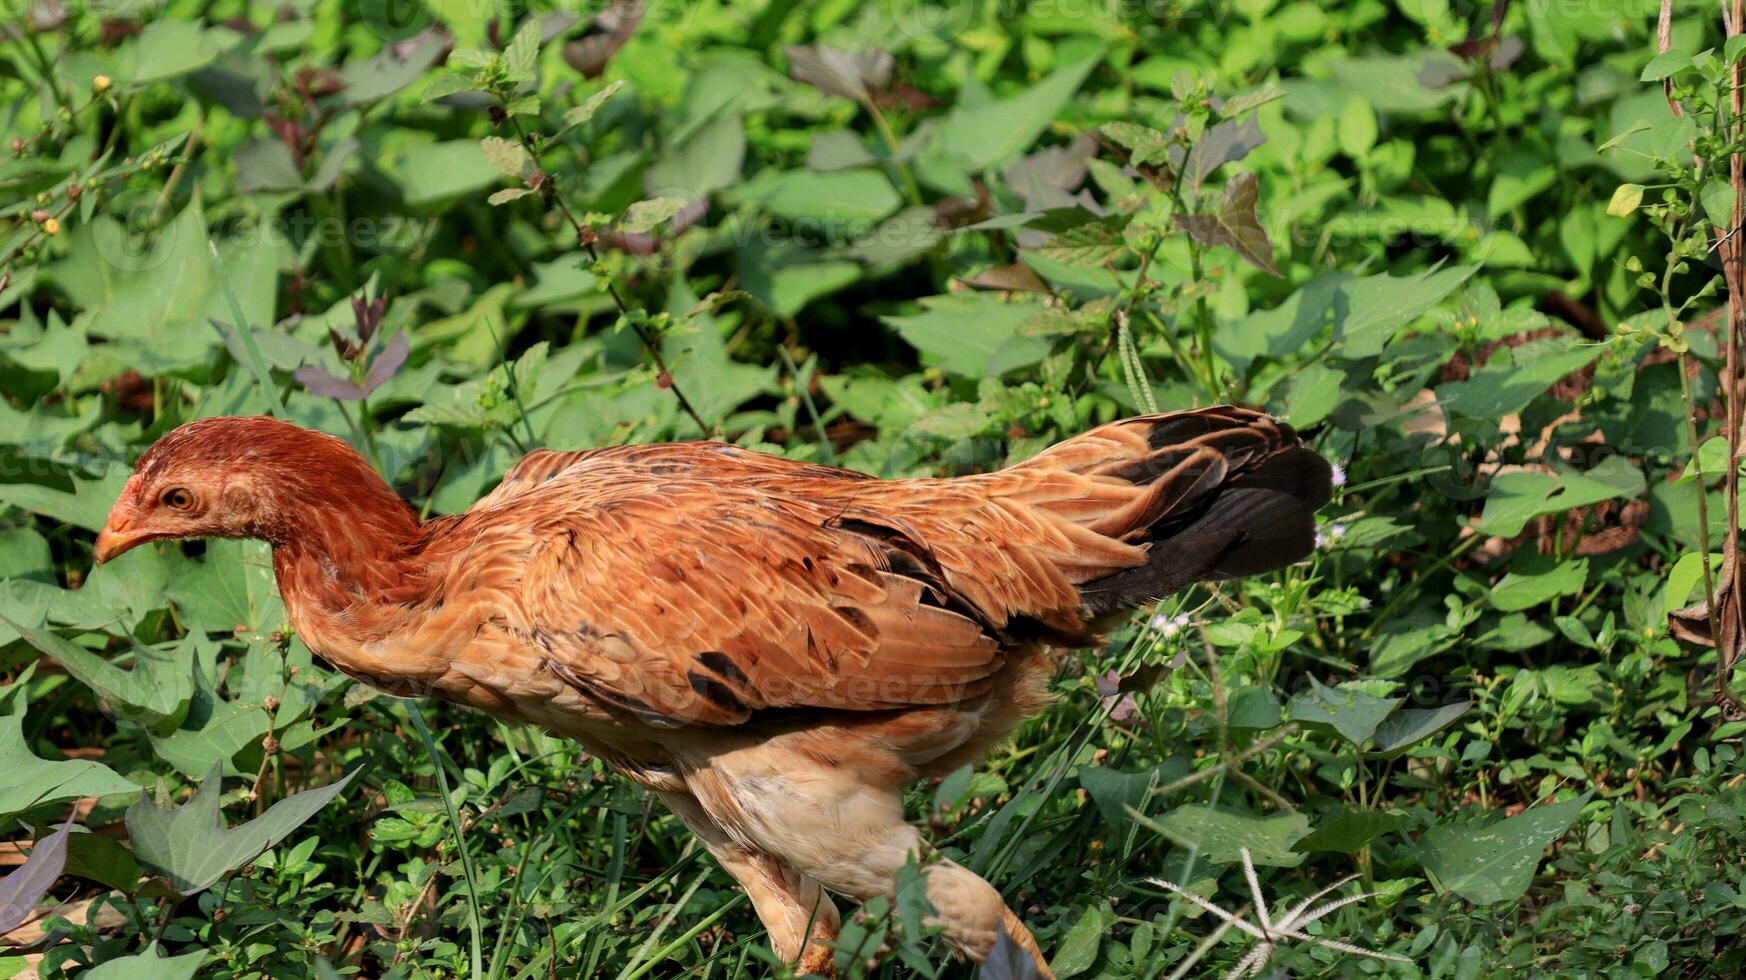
[1079,442,1331,616]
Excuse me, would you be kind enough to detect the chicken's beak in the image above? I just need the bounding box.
[94,479,151,565]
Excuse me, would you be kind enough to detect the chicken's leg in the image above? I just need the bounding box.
[686,756,1055,977]
[659,791,840,975]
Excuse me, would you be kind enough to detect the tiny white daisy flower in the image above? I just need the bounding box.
[1330,462,1347,487]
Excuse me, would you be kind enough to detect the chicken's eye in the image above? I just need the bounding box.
[161,487,194,510]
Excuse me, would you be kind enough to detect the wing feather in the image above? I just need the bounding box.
[470,448,1013,727]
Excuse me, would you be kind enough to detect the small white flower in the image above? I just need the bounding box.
[1330,462,1347,488]
[1150,612,1189,638]
[1315,523,1347,550]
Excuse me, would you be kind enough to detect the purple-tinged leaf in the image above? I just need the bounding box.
[0,815,74,935]
[1175,172,1279,276]
[1185,117,1265,187]
[562,0,642,79]
[979,921,1046,980]
[350,294,386,345]
[960,263,1051,294]
[1095,669,1123,699]
[785,44,893,102]
[293,365,368,401]
[360,333,409,395]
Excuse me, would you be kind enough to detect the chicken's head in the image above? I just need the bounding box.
[94,416,387,563]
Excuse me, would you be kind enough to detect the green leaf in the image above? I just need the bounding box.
[1478,457,1645,537]
[1078,760,1187,831]
[620,197,688,234]
[480,136,535,181]
[1701,179,1738,227]
[1488,149,1556,216]
[1049,904,1108,977]
[645,113,745,198]
[1489,558,1588,612]
[1135,803,1309,867]
[1640,50,1693,81]
[1226,686,1283,730]
[1664,552,1723,613]
[340,32,446,105]
[807,130,879,171]
[1032,212,1131,267]
[502,18,541,83]
[1285,362,1345,426]
[127,20,218,84]
[79,944,206,980]
[1288,678,1403,748]
[1174,172,1278,276]
[1373,701,1472,756]
[882,294,1051,378]
[0,461,130,534]
[563,80,627,128]
[488,187,537,205]
[56,198,214,362]
[1220,84,1285,117]
[63,830,144,893]
[3,619,193,730]
[1293,806,1407,853]
[422,71,483,102]
[1100,123,1170,167]
[126,762,360,895]
[1417,793,1592,904]
[737,169,901,223]
[1606,183,1646,217]
[395,140,504,207]
[938,57,1098,170]
[166,539,285,634]
[1337,98,1378,159]
[1337,264,1474,359]
[0,704,137,821]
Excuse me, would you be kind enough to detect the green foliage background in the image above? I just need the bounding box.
[3,0,1746,977]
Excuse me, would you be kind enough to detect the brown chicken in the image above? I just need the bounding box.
[92,407,1329,976]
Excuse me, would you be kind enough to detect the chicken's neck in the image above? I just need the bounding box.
[265,473,430,661]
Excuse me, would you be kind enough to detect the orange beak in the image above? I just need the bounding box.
[94,476,153,565]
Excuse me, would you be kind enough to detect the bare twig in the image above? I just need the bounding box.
[1721,0,1746,716]
[503,114,714,436]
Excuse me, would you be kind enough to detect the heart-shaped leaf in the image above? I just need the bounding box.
[126,762,360,895]
[1416,793,1591,905]
[3,619,194,731]
[1175,172,1279,275]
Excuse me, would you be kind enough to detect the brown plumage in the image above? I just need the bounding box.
[93,407,1330,976]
